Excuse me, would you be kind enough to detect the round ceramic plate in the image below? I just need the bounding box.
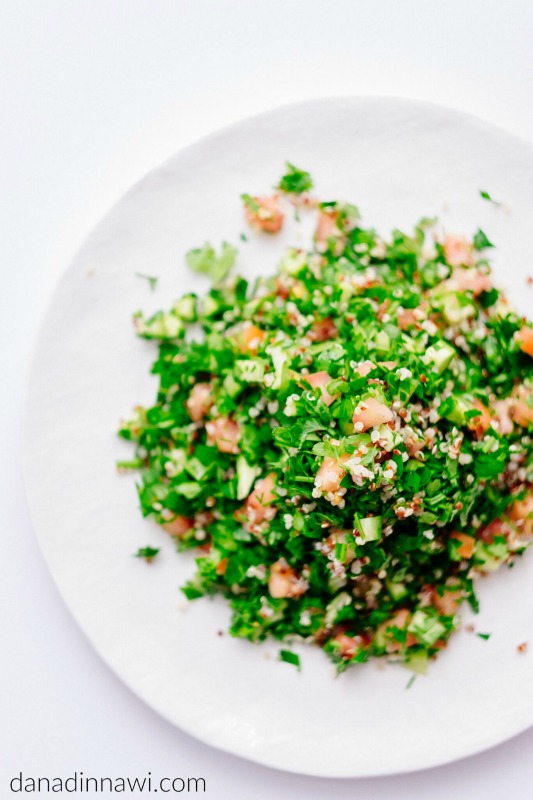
[22,97,533,777]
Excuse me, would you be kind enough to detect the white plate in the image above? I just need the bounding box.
[22,97,533,777]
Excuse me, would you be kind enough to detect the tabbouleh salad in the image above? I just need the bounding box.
[119,164,533,675]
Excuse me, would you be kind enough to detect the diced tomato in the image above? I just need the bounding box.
[248,472,277,508]
[244,194,284,233]
[195,510,215,528]
[450,531,476,558]
[315,456,347,493]
[352,397,394,430]
[315,208,341,251]
[432,583,463,616]
[443,235,475,268]
[356,360,395,375]
[186,382,213,422]
[274,278,290,299]
[405,435,425,458]
[386,608,410,629]
[397,309,417,330]
[305,370,338,406]
[324,528,356,563]
[510,385,533,427]
[377,608,416,653]
[331,631,371,660]
[238,323,266,353]
[447,267,491,296]
[162,515,194,537]
[245,473,277,526]
[478,494,533,543]
[309,316,338,342]
[516,327,533,358]
[477,518,504,543]
[432,592,455,617]
[493,398,514,435]
[508,490,533,536]
[467,400,492,437]
[206,417,240,454]
[216,557,228,576]
[291,280,306,300]
[268,558,307,599]
[355,360,376,377]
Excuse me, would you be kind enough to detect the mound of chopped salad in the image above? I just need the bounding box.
[119,164,533,675]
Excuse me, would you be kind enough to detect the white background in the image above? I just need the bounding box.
[2,1,532,797]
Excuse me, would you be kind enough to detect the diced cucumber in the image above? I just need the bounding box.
[267,345,290,390]
[374,628,387,651]
[375,424,400,452]
[202,294,221,317]
[279,247,307,275]
[134,310,183,340]
[173,293,197,322]
[387,580,409,601]
[473,540,509,572]
[407,610,446,646]
[223,373,242,398]
[355,515,382,543]
[405,649,429,675]
[441,293,476,325]
[444,397,468,425]
[235,359,266,383]
[236,456,261,500]
[184,457,208,481]
[448,537,465,562]
[325,592,352,626]
[374,330,390,354]
[440,393,476,426]
[423,341,456,374]
[242,296,264,319]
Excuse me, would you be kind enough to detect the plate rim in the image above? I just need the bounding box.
[20,94,533,778]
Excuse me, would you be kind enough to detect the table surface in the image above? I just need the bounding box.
[2,2,533,797]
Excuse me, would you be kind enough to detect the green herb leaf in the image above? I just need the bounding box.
[185,241,238,284]
[241,194,260,213]
[134,547,160,561]
[472,228,494,250]
[277,162,314,195]
[135,272,159,291]
[479,190,500,205]
[279,649,301,670]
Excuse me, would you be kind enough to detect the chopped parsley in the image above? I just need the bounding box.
[479,190,500,205]
[279,649,301,670]
[473,228,494,251]
[119,165,533,675]
[134,547,160,562]
[135,272,159,291]
[185,241,237,284]
[240,193,261,213]
[277,162,314,195]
